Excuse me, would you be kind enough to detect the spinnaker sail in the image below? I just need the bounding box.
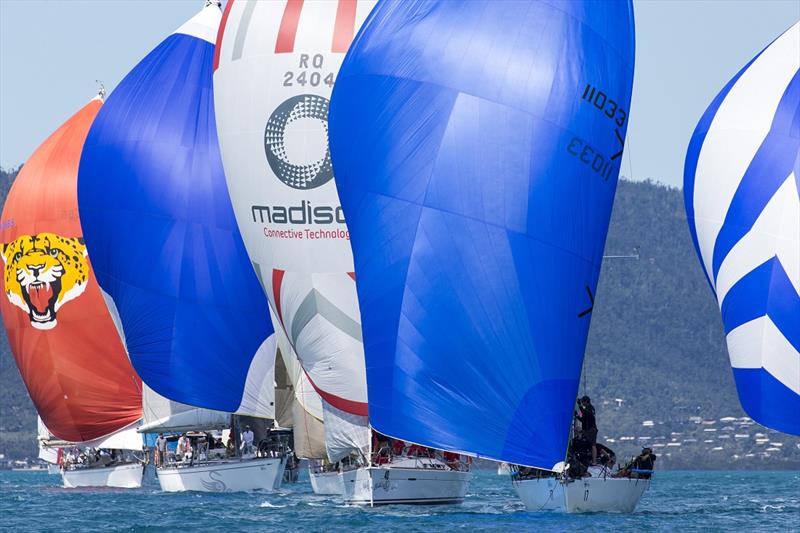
[684,22,799,436]
[77,2,277,418]
[329,0,636,469]
[1,97,142,443]
[213,0,375,461]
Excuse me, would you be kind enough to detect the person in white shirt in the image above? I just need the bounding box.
[176,433,192,462]
[240,426,255,455]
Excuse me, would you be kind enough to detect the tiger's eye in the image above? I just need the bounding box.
[14,252,21,262]
[49,249,59,257]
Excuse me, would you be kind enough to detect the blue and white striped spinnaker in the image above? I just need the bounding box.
[77,2,278,418]
[329,0,635,469]
[684,22,799,436]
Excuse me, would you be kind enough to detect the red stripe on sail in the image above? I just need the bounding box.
[331,0,357,53]
[275,0,304,53]
[213,0,235,71]
[303,368,369,416]
[272,269,286,322]
[347,272,356,281]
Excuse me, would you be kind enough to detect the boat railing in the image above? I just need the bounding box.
[369,447,470,472]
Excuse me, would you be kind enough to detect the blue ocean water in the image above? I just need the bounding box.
[1,469,797,532]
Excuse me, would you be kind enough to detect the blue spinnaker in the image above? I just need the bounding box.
[684,22,799,436]
[329,0,635,468]
[77,4,277,417]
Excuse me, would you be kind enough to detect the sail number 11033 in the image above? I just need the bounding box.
[581,83,627,127]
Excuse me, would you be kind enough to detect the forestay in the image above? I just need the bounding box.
[329,0,636,468]
[684,22,799,436]
[77,3,277,418]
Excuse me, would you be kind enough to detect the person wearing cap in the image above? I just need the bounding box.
[240,425,255,455]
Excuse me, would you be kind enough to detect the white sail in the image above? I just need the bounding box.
[292,397,327,459]
[274,307,327,457]
[37,417,59,463]
[38,444,59,464]
[138,384,230,433]
[214,0,375,462]
[321,403,369,463]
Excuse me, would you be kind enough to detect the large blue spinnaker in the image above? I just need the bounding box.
[329,0,636,468]
[77,4,277,417]
[684,22,799,436]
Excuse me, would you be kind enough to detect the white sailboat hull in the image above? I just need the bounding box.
[309,467,343,495]
[47,464,61,475]
[61,463,144,489]
[515,476,650,513]
[340,460,471,505]
[157,456,287,493]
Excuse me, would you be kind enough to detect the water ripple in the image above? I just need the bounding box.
[0,470,797,532]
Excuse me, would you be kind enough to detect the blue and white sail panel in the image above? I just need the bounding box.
[77,3,277,419]
[684,22,799,435]
[329,0,635,468]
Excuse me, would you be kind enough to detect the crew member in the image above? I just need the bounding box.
[240,425,255,455]
[155,433,168,467]
[576,396,598,465]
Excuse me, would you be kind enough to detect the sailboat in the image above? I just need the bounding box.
[136,384,286,493]
[328,0,642,512]
[684,22,799,436]
[214,0,471,504]
[76,1,286,493]
[0,95,145,489]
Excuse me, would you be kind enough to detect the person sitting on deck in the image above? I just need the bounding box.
[240,425,255,455]
[372,432,391,465]
[392,439,406,457]
[443,451,461,471]
[176,433,192,463]
[576,396,598,464]
[617,447,657,479]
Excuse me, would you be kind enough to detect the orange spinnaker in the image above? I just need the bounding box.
[0,98,142,442]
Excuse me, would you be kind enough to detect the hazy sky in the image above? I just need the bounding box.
[1,0,798,188]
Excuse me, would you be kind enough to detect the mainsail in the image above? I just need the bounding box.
[213,0,375,461]
[0,97,142,443]
[329,0,636,468]
[684,22,799,436]
[76,2,277,419]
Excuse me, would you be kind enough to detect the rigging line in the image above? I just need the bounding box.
[625,124,636,181]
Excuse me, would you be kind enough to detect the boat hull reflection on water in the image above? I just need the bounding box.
[515,476,650,513]
[61,463,144,489]
[157,456,287,493]
[340,458,471,506]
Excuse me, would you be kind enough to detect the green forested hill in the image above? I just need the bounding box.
[0,170,797,466]
[0,167,37,459]
[585,178,738,423]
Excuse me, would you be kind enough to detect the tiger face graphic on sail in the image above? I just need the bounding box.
[2,233,89,330]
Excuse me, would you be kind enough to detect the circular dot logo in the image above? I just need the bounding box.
[264,94,333,190]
